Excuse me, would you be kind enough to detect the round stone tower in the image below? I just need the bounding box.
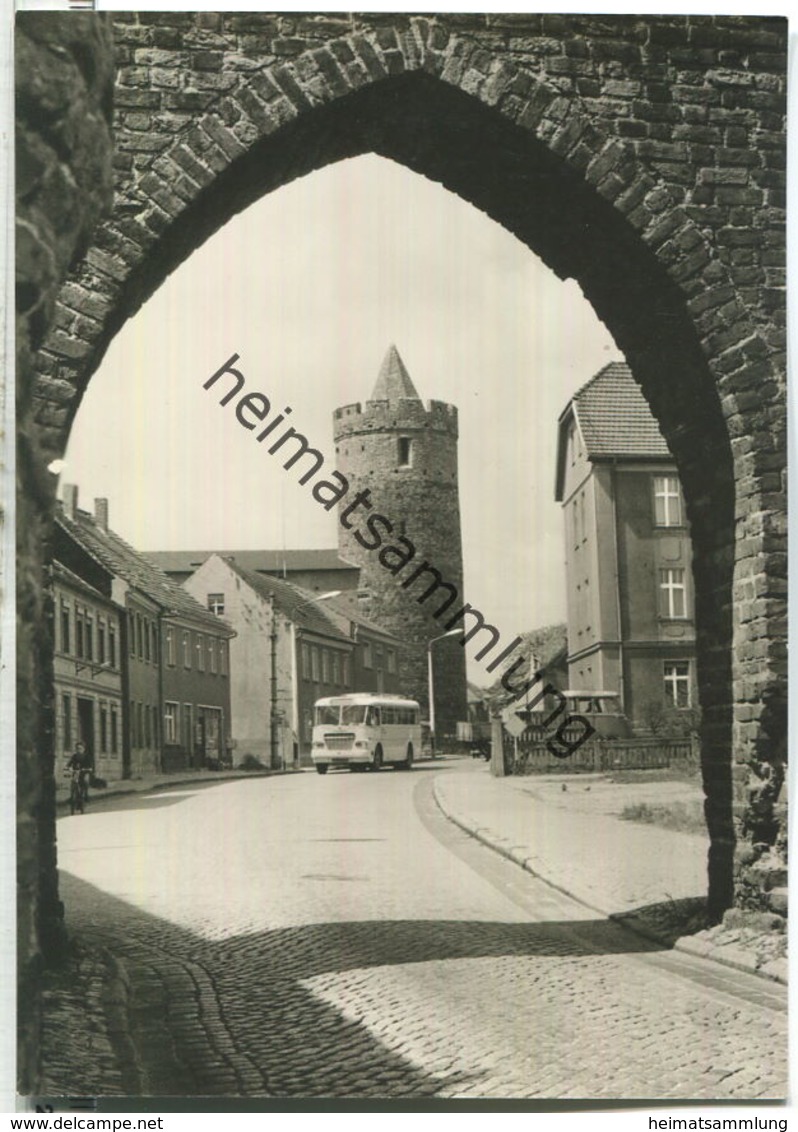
[333,345,468,740]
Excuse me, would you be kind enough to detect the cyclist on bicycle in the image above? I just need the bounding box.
[65,741,91,805]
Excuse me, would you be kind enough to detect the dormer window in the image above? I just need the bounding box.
[397,437,412,467]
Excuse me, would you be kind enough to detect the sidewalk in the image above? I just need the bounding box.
[54,764,288,807]
[433,764,788,986]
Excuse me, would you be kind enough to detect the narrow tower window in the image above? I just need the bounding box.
[398,437,413,467]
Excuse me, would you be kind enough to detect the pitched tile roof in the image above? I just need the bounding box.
[571,362,670,458]
[370,344,420,402]
[220,558,350,642]
[319,589,403,644]
[56,506,231,634]
[147,548,358,577]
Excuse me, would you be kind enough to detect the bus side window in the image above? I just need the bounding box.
[367,707,380,726]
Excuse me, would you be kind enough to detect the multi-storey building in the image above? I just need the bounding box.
[554,362,696,731]
[54,487,235,775]
[51,560,124,781]
[184,554,402,764]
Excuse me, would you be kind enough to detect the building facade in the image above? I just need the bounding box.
[555,363,697,733]
[333,345,468,739]
[51,562,124,782]
[54,488,235,775]
[184,555,403,764]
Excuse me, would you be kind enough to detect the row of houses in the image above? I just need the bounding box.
[53,489,235,780]
[51,488,403,781]
[52,361,698,781]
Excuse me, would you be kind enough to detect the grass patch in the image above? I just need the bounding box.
[609,766,700,785]
[619,800,707,835]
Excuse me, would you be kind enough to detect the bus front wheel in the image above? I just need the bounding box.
[372,746,383,772]
[316,764,328,775]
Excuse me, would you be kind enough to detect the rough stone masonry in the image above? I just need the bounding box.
[17,10,787,1092]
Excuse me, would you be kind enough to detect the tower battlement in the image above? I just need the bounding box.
[333,398,458,441]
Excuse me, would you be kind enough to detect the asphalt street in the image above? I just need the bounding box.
[54,762,788,1101]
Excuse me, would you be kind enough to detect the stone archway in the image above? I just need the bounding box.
[23,14,786,960]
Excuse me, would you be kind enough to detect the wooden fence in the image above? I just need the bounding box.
[501,726,699,775]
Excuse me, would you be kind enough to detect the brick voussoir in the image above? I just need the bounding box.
[198,114,246,160]
[348,33,390,82]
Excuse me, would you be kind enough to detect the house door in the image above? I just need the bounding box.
[196,708,222,766]
[77,697,95,765]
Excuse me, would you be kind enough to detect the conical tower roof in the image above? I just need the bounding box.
[370,345,421,402]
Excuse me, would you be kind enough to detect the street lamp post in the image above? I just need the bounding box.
[427,628,463,757]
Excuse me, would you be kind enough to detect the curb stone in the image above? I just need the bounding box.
[432,775,787,987]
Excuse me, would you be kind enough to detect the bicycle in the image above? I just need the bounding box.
[66,768,88,815]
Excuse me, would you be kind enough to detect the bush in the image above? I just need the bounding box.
[620,800,706,835]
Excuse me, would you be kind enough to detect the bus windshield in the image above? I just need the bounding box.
[315,704,368,726]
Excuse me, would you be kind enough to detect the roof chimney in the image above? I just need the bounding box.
[94,498,109,532]
[62,484,78,520]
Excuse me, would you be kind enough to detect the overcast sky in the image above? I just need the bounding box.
[64,153,622,684]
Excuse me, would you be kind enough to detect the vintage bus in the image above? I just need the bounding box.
[311,693,422,774]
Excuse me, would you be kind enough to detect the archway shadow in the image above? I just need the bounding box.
[50,869,682,1102]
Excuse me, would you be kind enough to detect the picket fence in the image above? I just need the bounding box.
[502,726,699,775]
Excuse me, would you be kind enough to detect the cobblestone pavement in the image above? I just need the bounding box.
[45,766,787,1102]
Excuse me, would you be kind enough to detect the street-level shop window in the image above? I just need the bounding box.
[654,475,682,527]
[164,702,179,744]
[664,662,691,708]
